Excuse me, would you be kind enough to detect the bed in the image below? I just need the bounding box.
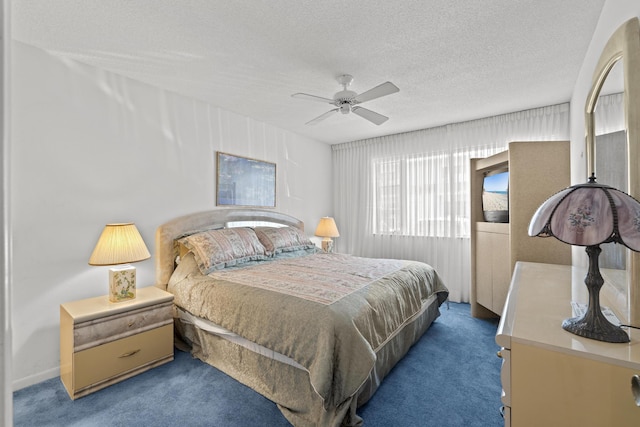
[155,208,449,427]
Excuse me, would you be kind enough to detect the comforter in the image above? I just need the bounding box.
[168,251,448,419]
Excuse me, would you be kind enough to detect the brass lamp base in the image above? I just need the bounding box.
[562,245,629,343]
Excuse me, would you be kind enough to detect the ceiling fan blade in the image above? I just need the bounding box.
[354,82,399,104]
[351,106,389,125]
[292,93,335,104]
[305,108,339,125]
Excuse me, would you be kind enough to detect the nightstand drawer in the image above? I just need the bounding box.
[73,324,172,390]
[74,302,173,351]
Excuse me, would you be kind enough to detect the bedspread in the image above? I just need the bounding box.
[168,252,448,410]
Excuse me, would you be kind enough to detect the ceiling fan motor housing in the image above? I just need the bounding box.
[334,89,357,104]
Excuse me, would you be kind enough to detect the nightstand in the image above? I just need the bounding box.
[60,286,174,399]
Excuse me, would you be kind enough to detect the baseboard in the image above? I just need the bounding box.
[13,366,59,391]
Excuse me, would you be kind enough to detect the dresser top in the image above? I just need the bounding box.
[60,286,173,323]
[496,262,640,370]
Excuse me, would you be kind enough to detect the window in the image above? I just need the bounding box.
[372,146,502,238]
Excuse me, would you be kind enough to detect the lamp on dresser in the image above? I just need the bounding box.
[88,223,151,302]
[315,217,340,253]
[528,174,640,343]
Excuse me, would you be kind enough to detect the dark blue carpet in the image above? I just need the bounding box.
[14,303,502,426]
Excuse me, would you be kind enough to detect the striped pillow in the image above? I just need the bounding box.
[254,226,317,256]
[178,227,267,274]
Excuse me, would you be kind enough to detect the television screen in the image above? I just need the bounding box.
[482,170,509,223]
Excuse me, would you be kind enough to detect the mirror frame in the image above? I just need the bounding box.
[585,17,640,326]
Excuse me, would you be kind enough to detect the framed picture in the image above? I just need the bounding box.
[216,152,276,207]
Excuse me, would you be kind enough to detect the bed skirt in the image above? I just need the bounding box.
[174,295,443,427]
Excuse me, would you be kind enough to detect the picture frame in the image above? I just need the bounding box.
[216,151,276,207]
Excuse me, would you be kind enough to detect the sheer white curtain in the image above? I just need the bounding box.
[333,103,570,302]
[594,92,624,135]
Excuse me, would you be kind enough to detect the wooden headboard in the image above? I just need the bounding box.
[155,208,305,289]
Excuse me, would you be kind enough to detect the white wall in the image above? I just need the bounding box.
[2,0,13,422]
[10,42,332,388]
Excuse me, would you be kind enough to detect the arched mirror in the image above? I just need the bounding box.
[585,17,640,326]
[595,62,625,270]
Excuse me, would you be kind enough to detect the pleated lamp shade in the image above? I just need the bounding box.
[314,217,340,238]
[315,217,339,253]
[89,223,151,266]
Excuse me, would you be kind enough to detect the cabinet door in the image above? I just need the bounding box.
[492,232,510,315]
[476,231,494,310]
[476,230,510,314]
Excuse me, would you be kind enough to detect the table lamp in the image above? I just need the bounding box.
[529,174,640,343]
[315,217,340,253]
[89,223,151,302]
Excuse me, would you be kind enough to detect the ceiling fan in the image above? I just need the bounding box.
[292,74,399,126]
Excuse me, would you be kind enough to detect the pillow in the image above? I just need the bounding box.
[271,246,320,259]
[254,226,317,256]
[178,227,267,274]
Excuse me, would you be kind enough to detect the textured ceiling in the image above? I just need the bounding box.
[12,0,606,144]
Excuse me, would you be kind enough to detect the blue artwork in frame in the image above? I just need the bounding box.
[216,152,276,207]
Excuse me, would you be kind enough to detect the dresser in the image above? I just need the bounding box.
[60,286,174,399]
[496,262,640,426]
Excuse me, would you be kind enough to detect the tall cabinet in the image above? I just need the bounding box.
[470,141,571,317]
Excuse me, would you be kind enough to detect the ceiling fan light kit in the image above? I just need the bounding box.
[292,74,399,126]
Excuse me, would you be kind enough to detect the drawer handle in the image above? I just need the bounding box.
[497,350,503,359]
[118,349,141,358]
[633,375,640,407]
[127,321,135,328]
